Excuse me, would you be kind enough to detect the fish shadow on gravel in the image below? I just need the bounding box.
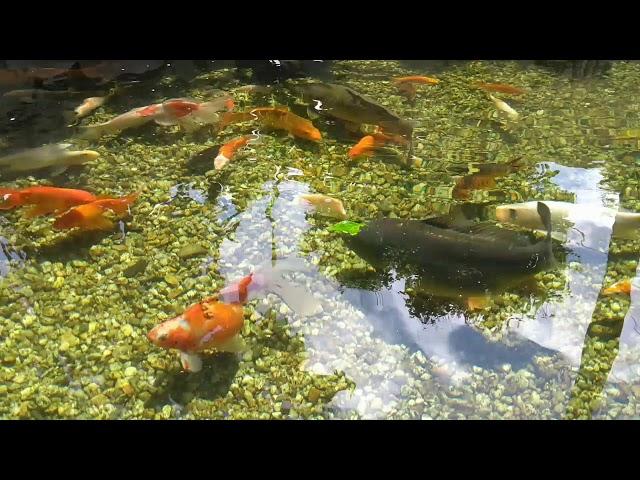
[145,353,240,408]
[27,230,121,264]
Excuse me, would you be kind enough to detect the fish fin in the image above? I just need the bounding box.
[77,125,104,140]
[180,351,202,373]
[24,204,54,218]
[182,117,206,133]
[214,154,230,170]
[268,280,323,317]
[537,202,552,240]
[467,296,489,311]
[188,145,219,166]
[86,214,115,231]
[462,223,536,246]
[306,106,320,120]
[153,116,179,126]
[258,258,322,317]
[49,166,68,176]
[216,335,246,353]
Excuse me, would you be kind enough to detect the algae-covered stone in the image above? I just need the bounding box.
[177,244,208,259]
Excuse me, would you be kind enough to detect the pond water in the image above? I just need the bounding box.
[1,60,639,419]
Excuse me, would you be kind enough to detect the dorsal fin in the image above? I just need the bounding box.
[462,223,537,246]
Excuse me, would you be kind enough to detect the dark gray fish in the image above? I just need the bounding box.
[345,202,558,304]
[296,82,414,137]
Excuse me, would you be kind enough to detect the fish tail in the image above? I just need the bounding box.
[124,192,140,205]
[260,258,323,317]
[196,96,235,123]
[77,125,105,140]
[219,257,323,317]
[0,188,23,209]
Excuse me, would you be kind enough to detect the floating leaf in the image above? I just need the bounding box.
[328,221,364,236]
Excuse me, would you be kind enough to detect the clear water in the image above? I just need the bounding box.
[1,60,639,419]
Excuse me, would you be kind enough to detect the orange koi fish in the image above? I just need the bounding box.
[348,128,409,159]
[473,83,526,95]
[452,157,523,200]
[147,258,323,372]
[393,76,440,85]
[214,135,255,170]
[393,76,439,102]
[53,193,138,231]
[0,186,97,217]
[219,107,321,142]
[148,296,246,372]
[348,135,378,159]
[603,279,632,296]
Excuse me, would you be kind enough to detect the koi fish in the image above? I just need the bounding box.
[348,135,378,158]
[74,96,107,119]
[393,76,440,85]
[496,200,640,240]
[214,135,255,170]
[78,104,160,139]
[0,144,99,174]
[147,258,323,372]
[296,82,414,138]
[603,279,632,296]
[2,89,76,103]
[298,193,347,220]
[345,202,557,310]
[489,94,519,121]
[53,193,138,231]
[348,129,409,158]
[220,107,321,142]
[452,157,523,200]
[152,96,234,131]
[0,185,97,217]
[474,82,526,95]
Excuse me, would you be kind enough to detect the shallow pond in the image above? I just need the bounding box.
[1,60,639,419]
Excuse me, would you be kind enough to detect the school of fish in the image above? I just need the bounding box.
[3,67,635,375]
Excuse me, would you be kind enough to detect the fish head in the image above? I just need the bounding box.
[348,136,376,158]
[67,150,100,165]
[53,206,85,230]
[495,203,543,230]
[294,124,322,142]
[0,189,22,209]
[147,315,193,351]
[53,203,103,230]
